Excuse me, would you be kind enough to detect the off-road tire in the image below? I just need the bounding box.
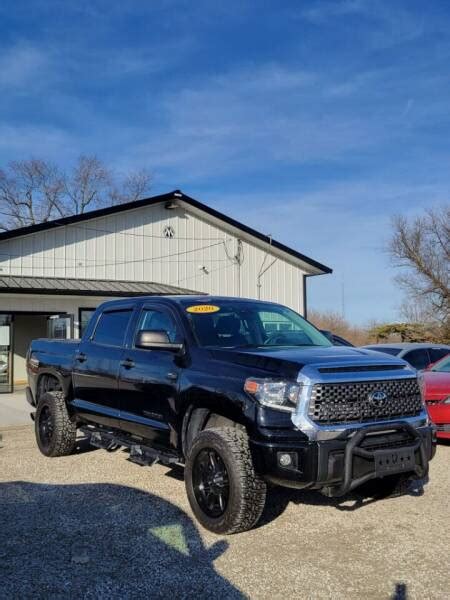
[185,427,267,534]
[35,391,77,457]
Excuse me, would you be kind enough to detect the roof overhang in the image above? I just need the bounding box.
[0,275,200,297]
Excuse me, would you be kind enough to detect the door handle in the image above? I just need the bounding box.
[75,352,87,363]
[166,371,178,381]
[120,358,135,369]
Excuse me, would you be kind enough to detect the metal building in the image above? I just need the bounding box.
[0,190,331,390]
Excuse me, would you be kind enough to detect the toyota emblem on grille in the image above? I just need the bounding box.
[368,390,388,407]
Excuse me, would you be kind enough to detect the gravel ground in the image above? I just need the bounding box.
[0,425,448,599]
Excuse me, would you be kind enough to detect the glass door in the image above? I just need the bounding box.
[0,315,13,393]
[47,314,74,339]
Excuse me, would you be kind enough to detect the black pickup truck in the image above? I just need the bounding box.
[27,296,435,534]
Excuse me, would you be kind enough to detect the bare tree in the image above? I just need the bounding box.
[62,156,111,215]
[389,206,449,324]
[0,159,65,229]
[0,156,152,230]
[308,309,370,346]
[109,168,153,205]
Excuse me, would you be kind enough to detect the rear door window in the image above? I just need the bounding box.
[93,310,132,347]
[403,349,430,370]
[429,348,450,364]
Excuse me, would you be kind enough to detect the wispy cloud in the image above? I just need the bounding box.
[126,50,449,183]
[0,124,76,161]
[0,42,50,88]
[129,63,391,179]
[300,0,370,24]
[298,0,433,48]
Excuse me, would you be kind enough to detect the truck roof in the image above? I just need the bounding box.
[97,295,286,309]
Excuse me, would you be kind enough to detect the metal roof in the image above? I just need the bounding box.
[0,275,200,297]
[0,190,332,275]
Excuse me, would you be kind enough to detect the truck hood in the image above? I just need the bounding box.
[209,345,408,378]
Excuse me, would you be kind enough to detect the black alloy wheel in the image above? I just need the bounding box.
[192,448,230,517]
[38,405,54,450]
[185,427,267,534]
[35,391,77,457]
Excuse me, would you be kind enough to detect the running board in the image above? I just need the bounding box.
[80,426,181,467]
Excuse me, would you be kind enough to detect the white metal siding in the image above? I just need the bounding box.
[0,204,307,313]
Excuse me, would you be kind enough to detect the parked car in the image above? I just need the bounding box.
[421,354,450,440]
[27,296,435,534]
[361,343,450,371]
[320,330,354,347]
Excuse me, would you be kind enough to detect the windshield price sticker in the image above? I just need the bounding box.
[186,305,220,314]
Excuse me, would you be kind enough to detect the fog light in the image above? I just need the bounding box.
[279,453,293,467]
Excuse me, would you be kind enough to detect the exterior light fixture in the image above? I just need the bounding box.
[164,201,178,210]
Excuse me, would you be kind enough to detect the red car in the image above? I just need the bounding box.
[422,354,450,440]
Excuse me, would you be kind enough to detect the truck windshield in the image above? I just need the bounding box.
[182,300,332,349]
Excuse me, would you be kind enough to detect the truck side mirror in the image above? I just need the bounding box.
[135,330,184,353]
[320,330,333,342]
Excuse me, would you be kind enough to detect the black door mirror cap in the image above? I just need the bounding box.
[136,330,184,353]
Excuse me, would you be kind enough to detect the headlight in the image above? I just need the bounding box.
[244,378,301,412]
[443,396,450,405]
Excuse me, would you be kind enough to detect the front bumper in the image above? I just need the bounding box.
[26,386,36,407]
[426,404,450,439]
[250,422,436,494]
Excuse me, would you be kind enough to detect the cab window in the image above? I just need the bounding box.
[403,349,430,370]
[184,300,331,348]
[93,310,132,347]
[135,308,179,344]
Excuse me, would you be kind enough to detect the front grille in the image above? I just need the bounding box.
[308,378,423,424]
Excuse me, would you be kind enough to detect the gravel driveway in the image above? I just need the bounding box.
[0,425,448,599]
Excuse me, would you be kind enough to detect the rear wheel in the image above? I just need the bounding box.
[35,391,77,457]
[185,427,267,534]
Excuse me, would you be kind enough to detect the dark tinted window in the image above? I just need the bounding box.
[93,310,132,346]
[429,348,449,364]
[135,309,179,344]
[403,349,430,370]
[366,347,401,356]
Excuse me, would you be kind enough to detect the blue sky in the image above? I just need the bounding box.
[1,1,449,324]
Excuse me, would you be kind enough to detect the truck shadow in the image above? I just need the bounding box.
[0,481,243,598]
[259,479,426,526]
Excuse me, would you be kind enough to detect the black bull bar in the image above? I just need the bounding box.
[329,422,429,497]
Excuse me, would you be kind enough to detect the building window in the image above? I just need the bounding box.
[47,315,73,339]
[0,314,13,393]
[79,308,96,338]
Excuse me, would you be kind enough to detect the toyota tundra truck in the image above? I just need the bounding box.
[26,296,436,534]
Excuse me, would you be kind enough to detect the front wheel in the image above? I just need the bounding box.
[185,427,267,534]
[35,391,77,457]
